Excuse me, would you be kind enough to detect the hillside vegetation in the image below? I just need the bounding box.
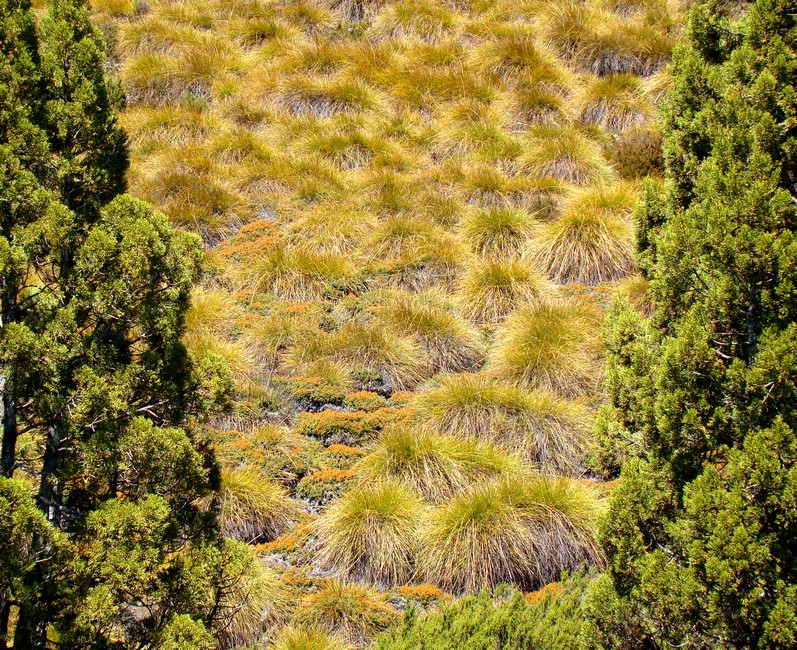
[80,0,684,645]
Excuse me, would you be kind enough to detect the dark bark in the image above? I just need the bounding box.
[37,425,62,527]
[0,600,10,649]
[12,602,45,650]
[1,391,18,479]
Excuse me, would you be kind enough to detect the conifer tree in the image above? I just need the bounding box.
[0,0,241,645]
[593,0,797,646]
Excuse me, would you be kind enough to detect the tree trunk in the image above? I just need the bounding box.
[37,425,62,527]
[1,385,18,478]
[1,281,19,479]
[0,599,10,649]
[12,603,44,650]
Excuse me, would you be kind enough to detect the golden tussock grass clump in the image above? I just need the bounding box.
[355,425,519,503]
[216,466,296,543]
[456,258,551,324]
[121,33,243,104]
[134,146,247,238]
[374,290,485,374]
[276,39,349,76]
[184,286,242,336]
[469,26,564,83]
[299,127,407,172]
[366,216,465,292]
[459,206,536,259]
[182,288,259,379]
[388,51,499,109]
[503,85,568,129]
[458,163,560,212]
[293,579,400,646]
[287,203,376,256]
[432,99,520,161]
[243,241,359,302]
[281,0,337,33]
[120,103,221,150]
[486,300,603,397]
[369,0,460,43]
[209,126,277,165]
[278,73,387,117]
[270,626,353,650]
[573,73,652,132]
[520,125,613,185]
[527,183,637,285]
[224,16,303,48]
[313,479,422,584]
[534,0,672,75]
[411,373,593,475]
[417,474,603,593]
[240,305,324,371]
[328,321,428,391]
[284,320,427,392]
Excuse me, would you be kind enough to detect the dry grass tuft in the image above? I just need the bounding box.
[521,125,613,185]
[356,425,519,502]
[527,183,637,285]
[374,290,485,374]
[218,466,295,543]
[486,300,603,397]
[314,479,422,584]
[411,373,592,474]
[573,73,652,132]
[418,474,603,593]
[459,206,537,259]
[456,258,551,324]
[270,626,352,650]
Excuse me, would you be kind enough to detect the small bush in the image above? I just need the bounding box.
[296,407,411,447]
[296,469,358,504]
[606,126,664,179]
[294,580,400,646]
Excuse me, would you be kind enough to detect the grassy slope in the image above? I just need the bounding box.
[90,0,681,645]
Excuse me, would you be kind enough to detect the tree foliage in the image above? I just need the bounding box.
[0,0,237,645]
[594,0,797,646]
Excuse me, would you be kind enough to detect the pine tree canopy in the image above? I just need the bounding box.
[592,0,797,646]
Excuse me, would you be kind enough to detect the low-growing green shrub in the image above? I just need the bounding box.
[296,407,412,446]
[375,573,600,650]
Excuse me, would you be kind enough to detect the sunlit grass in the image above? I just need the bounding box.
[411,373,592,474]
[374,290,484,373]
[356,425,519,502]
[418,474,603,593]
[486,300,603,397]
[314,480,422,584]
[528,183,637,284]
[456,258,551,323]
